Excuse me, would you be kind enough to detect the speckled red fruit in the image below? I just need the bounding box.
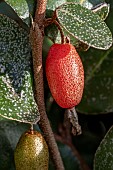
[46,43,84,108]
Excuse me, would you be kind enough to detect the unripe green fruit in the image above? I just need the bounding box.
[14,130,49,170]
[46,43,84,108]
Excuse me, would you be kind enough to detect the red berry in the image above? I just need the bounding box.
[46,43,84,108]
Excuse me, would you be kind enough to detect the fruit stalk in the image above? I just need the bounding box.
[44,18,65,44]
[66,107,82,135]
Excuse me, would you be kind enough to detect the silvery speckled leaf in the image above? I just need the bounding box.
[56,3,112,50]
[92,2,110,20]
[46,1,107,47]
[47,0,93,10]
[79,0,105,9]
[94,126,113,170]
[0,14,40,123]
[46,3,110,49]
[5,0,35,25]
[0,1,29,31]
[5,0,29,20]
[46,0,105,12]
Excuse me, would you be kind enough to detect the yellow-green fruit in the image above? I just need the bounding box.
[14,130,49,170]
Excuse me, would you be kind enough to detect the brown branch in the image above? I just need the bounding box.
[34,0,46,27]
[30,0,64,169]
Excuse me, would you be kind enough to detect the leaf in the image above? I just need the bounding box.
[94,126,113,170]
[76,1,113,114]
[47,0,93,10]
[106,1,113,33]
[5,0,36,25]
[77,46,113,114]
[46,1,108,48]
[0,0,29,31]
[5,0,28,19]
[0,130,13,170]
[58,142,81,170]
[56,3,112,50]
[45,23,59,43]
[44,18,85,48]
[0,15,40,123]
[45,3,110,50]
[47,0,106,11]
[92,2,110,20]
[80,0,105,9]
[47,0,68,11]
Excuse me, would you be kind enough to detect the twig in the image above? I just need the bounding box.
[30,0,65,169]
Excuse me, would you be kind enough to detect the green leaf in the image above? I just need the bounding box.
[47,0,92,10]
[45,23,59,43]
[106,1,113,33]
[5,0,36,25]
[58,142,80,170]
[80,0,105,9]
[47,0,68,10]
[47,0,105,11]
[46,1,108,48]
[94,126,113,170]
[44,18,86,49]
[46,0,106,13]
[56,3,112,50]
[45,3,109,49]
[6,0,28,20]
[0,130,13,170]
[0,0,29,31]
[77,46,113,114]
[92,2,110,20]
[76,1,113,114]
[0,15,40,123]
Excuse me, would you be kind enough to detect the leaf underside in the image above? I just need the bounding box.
[0,14,40,124]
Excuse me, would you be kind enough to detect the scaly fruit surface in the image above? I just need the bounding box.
[14,130,49,170]
[46,43,84,108]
